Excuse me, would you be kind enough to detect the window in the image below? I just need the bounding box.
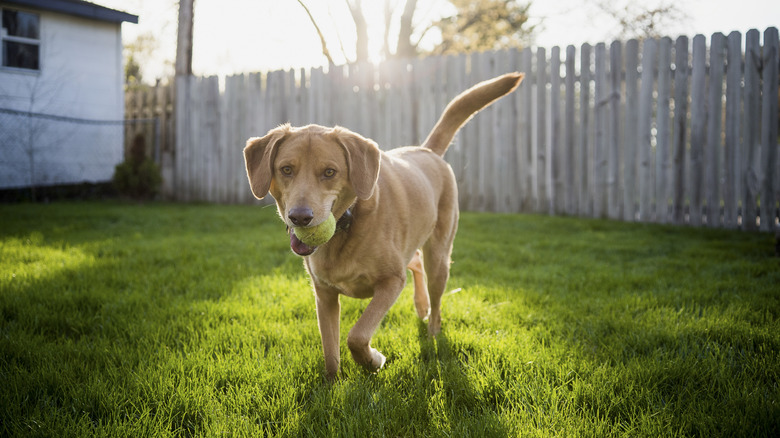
[1,8,40,70]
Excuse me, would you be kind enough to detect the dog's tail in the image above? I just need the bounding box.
[422,72,524,157]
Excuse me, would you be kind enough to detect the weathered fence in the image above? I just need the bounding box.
[159,28,780,231]
[125,82,175,197]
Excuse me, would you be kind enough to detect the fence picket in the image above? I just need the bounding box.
[550,46,563,215]
[519,47,534,212]
[608,40,622,220]
[638,38,657,222]
[743,30,761,230]
[535,47,548,213]
[706,33,726,227]
[564,45,577,216]
[656,38,673,224]
[725,32,742,229]
[760,27,779,231]
[690,35,707,226]
[578,43,592,217]
[672,36,689,224]
[624,39,639,221]
[594,43,608,219]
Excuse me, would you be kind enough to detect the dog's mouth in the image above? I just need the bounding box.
[288,228,317,256]
[285,206,350,257]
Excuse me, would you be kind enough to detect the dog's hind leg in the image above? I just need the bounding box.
[408,250,430,319]
[422,226,457,337]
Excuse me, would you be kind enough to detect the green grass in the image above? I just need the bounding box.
[0,202,778,437]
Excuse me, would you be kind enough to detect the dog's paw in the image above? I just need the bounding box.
[369,348,386,371]
[414,300,430,320]
[427,315,442,337]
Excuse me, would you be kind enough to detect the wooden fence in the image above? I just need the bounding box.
[146,28,780,231]
[125,82,176,196]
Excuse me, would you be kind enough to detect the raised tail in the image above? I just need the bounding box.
[422,72,524,156]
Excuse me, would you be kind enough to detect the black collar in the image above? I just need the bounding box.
[336,207,353,232]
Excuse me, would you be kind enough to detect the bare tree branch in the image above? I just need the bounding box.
[297,0,336,66]
[327,3,353,63]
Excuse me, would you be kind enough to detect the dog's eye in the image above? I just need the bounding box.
[323,168,336,178]
[280,166,293,176]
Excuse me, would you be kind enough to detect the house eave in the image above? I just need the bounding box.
[1,0,138,24]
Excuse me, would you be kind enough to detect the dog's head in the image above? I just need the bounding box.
[244,124,381,249]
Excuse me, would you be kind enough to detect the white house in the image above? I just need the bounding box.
[0,0,137,190]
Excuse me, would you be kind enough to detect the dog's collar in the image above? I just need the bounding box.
[336,207,353,232]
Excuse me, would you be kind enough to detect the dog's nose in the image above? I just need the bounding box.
[288,207,314,226]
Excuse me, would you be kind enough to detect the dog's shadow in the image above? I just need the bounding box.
[415,321,506,435]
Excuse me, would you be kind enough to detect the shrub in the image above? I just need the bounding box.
[112,158,162,200]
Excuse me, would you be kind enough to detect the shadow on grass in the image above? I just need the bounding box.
[290,320,509,437]
[415,321,508,437]
[548,301,780,437]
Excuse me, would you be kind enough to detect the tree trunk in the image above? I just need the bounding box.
[395,0,417,58]
[176,0,194,76]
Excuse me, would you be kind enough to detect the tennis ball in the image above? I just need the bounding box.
[293,212,337,247]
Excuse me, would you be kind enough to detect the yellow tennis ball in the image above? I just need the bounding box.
[293,213,336,247]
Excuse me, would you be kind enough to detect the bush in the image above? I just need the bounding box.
[112,158,162,200]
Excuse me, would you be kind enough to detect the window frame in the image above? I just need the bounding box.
[1,7,41,72]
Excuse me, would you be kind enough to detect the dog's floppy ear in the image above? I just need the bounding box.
[330,127,381,200]
[244,124,289,199]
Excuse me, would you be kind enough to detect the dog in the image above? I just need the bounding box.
[244,72,523,380]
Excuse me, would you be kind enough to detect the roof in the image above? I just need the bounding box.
[2,0,138,24]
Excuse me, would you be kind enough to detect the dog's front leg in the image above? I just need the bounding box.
[347,276,404,372]
[315,288,341,380]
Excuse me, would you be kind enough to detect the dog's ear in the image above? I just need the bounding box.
[244,125,289,199]
[330,127,381,200]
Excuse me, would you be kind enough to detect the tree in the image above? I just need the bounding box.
[392,0,420,59]
[298,0,535,64]
[124,33,158,88]
[430,0,534,55]
[594,0,688,40]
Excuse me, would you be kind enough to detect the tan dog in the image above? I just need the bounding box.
[244,72,523,380]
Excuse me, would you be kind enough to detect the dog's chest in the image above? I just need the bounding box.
[305,256,377,299]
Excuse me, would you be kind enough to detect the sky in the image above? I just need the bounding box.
[98,0,780,82]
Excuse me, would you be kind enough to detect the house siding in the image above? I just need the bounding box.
[0,3,126,189]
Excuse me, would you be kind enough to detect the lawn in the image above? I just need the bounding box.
[0,202,778,437]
